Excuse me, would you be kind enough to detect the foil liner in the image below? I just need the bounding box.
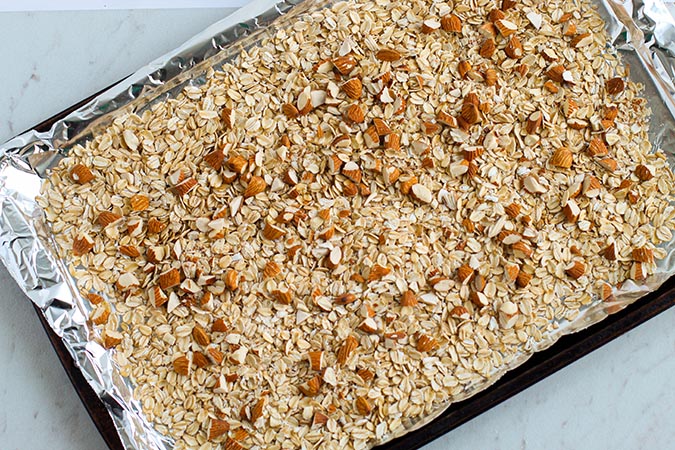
[0,0,674,449]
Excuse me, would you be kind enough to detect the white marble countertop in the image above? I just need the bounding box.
[2,7,675,450]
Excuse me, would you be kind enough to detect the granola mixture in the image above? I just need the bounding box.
[38,0,675,448]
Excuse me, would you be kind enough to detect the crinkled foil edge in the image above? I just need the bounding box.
[0,1,674,449]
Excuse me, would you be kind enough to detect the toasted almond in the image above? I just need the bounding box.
[376,48,402,61]
[582,174,602,197]
[570,32,593,48]
[172,177,197,195]
[494,19,518,37]
[441,14,462,32]
[422,121,441,135]
[598,157,618,172]
[632,246,654,263]
[546,65,565,83]
[460,102,480,124]
[565,261,586,279]
[85,292,105,305]
[342,78,362,99]
[211,318,229,333]
[148,285,168,307]
[544,80,560,93]
[129,194,150,212]
[96,211,122,227]
[372,118,391,136]
[333,55,357,75]
[400,290,419,307]
[90,304,110,325]
[192,325,210,346]
[203,147,225,170]
[515,270,533,288]
[562,21,577,36]
[606,77,625,95]
[525,110,542,134]
[357,367,375,382]
[224,269,238,291]
[384,133,401,150]
[489,8,506,22]
[221,107,234,128]
[450,305,471,320]
[587,137,608,157]
[103,330,123,349]
[421,18,441,33]
[437,110,457,127]
[484,68,498,86]
[262,221,286,240]
[630,262,646,281]
[70,164,94,184]
[282,103,300,119]
[250,398,265,424]
[550,147,573,168]
[173,356,189,376]
[512,241,533,259]
[271,289,292,305]
[243,176,266,198]
[416,334,439,352]
[345,104,365,123]
[359,317,378,333]
[337,335,359,365]
[635,164,654,181]
[158,268,180,290]
[313,412,329,426]
[208,418,230,440]
[355,396,373,415]
[368,263,391,282]
[505,36,523,59]
[298,375,322,396]
[505,262,520,281]
[562,199,581,223]
[342,161,362,183]
[119,245,140,258]
[567,118,588,130]
[457,263,474,283]
[479,38,496,58]
[145,217,164,234]
[504,203,521,219]
[363,125,380,148]
[193,351,210,368]
[308,351,324,371]
[458,60,472,79]
[318,225,335,240]
[72,233,95,256]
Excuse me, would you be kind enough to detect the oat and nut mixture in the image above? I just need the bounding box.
[38,0,675,448]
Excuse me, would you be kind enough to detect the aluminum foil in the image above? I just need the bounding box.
[0,0,674,449]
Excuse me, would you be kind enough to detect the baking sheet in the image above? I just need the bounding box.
[1,0,675,449]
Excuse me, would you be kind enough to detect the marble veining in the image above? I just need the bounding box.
[1,6,675,450]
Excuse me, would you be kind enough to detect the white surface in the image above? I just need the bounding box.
[1,6,675,450]
[0,1,247,12]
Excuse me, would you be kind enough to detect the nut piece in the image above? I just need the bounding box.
[635,164,654,181]
[368,263,391,281]
[550,147,573,168]
[516,270,533,288]
[562,199,581,223]
[193,325,211,346]
[441,14,462,33]
[337,335,359,365]
[298,375,322,396]
[525,111,542,134]
[333,55,357,75]
[262,221,286,240]
[587,137,608,157]
[308,351,324,371]
[271,289,292,305]
[119,245,140,258]
[570,32,593,48]
[72,233,95,256]
[480,39,496,58]
[103,330,123,349]
[546,65,565,83]
[355,396,373,415]
[461,102,480,125]
[244,176,267,198]
[421,18,441,34]
[606,77,625,95]
[376,48,402,61]
[96,211,122,227]
[416,334,439,352]
[494,19,518,37]
[565,261,586,279]
[129,194,150,211]
[173,356,189,376]
[208,418,230,440]
[505,36,523,59]
[400,290,419,307]
[632,246,654,263]
[342,78,362,99]
[203,147,225,170]
[457,263,474,283]
[158,268,181,290]
[70,164,94,184]
[345,104,365,123]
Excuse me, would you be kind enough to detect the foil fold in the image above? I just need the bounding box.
[0,0,674,449]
